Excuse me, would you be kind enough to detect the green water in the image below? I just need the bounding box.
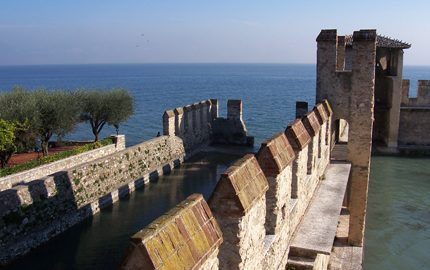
[364,156,430,270]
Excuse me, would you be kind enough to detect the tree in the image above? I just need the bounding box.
[0,87,38,152]
[0,119,17,168]
[33,90,81,156]
[79,89,134,141]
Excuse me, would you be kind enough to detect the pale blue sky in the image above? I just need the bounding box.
[1,1,429,65]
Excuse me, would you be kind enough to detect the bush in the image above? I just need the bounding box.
[0,119,17,168]
[0,88,38,152]
[0,137,114,177]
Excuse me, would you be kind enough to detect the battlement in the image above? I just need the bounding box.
[120,101,334,270]
[163,99,253,153]
[401,79,430,107]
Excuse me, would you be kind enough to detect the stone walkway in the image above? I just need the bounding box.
[328,209,363,270]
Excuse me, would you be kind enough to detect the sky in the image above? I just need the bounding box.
[1,1,429,66]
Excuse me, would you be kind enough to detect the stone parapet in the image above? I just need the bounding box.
[285,119,311,151]
[209,154,268,270]
[120,194,222,270]
[401,79,430,107]
[257,132,294,236]
[0,135,125,192]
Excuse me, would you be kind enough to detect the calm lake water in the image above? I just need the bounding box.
[1,64,429,269]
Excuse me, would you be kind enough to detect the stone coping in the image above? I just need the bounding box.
[285,119,311,151]
[302,111,321,137]
[209,154,268,215]
[257,132,295,177]
[314,103,329,124]
[120,193,222,270]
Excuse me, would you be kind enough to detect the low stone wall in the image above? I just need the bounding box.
[120,194,222,270]
[0,135,125,192]
[0,135,185,265]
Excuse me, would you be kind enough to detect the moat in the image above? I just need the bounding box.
[4,151,240,270]
[3,153,428,270]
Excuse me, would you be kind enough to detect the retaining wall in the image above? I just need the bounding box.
[0,135,185,265]
[0,135,125,192]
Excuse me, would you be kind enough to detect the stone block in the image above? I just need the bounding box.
[285,119,311,151]
[120,194,222,270]
[257,132,295,178]
[314,103,329,124]
[322,99,333,116]
[302,111,321,137]
[210,154,268,216]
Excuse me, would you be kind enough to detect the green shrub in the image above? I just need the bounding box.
[0,137,114,177]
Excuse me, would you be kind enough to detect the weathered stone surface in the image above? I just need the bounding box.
[302,111,321,137]
[0,136,124,192]
[257,132,295,178]
[314,103,329,124]
[209,154,268,270]
[0,135,185,265]
[210,154,268,215]
[316,29,376,246]
[290,163,351,256]
[162,110,175,136]
[285,119,311,150]
[256,132,294,236]
[120,194,222,270]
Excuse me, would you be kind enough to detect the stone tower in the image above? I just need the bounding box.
[316,29,377,246]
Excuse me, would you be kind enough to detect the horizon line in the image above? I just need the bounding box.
[0,62,429,67]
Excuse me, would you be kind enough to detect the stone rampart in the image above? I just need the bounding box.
[0,135,185,265]
[0,135,125,192]
[120,193,222,270]
[398,80,430,146]
[164,99,253,153]
[117,101,334,270]
[209,154,268,270]
[401,79,430,107]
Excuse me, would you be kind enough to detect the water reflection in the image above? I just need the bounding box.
[5,151,239,270]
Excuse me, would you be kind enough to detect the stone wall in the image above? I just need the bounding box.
[398,80,430,146]
[117,101,333,270]
[0,135,125,192]
[164,100,215,152]
[163,99,253,154]
[209,154,268,270]
[0,135,185,265]
[120,194,222,270]
[401,80,430,107]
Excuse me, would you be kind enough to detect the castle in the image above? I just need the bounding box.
[0,29,428,269]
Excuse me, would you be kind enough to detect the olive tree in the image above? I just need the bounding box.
[0,119,17,168]
[79,89,134,141]
[0,88,38,152]
[33,90,81,155]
